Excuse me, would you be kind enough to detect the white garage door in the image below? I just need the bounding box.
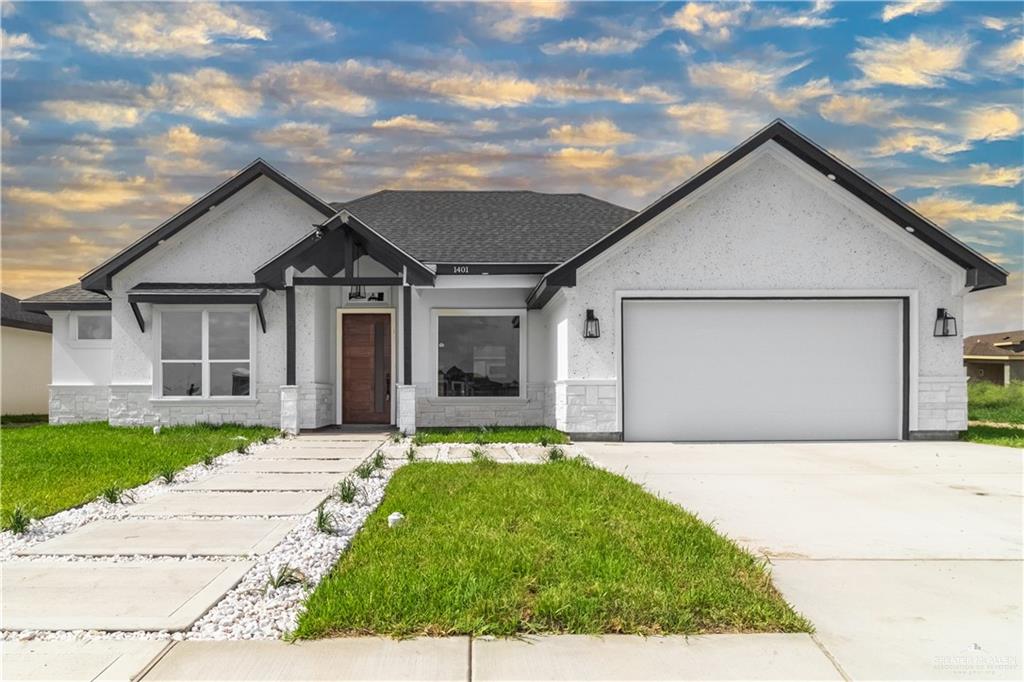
[622,298,904,441]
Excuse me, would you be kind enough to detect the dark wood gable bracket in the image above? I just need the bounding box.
[254,210,435,290]
[81,159,337,293]
[526,119,1008,309]
[126,283,269,333]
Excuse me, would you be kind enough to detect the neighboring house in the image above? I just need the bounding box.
[1,292,53,415]
[21,120,1007,441]
[964,330,1024,385]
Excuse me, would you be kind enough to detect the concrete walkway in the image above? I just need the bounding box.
[2,432,385,637]
[586,441,1024,681]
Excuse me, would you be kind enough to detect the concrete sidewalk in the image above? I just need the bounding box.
[2,634,843,681]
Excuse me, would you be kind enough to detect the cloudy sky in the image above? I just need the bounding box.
[1,1,1021,333]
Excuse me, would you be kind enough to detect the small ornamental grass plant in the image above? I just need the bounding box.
[335,478,358,504]
[2,506,33,534]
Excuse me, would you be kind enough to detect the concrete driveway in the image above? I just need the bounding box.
[586,441,1023,681]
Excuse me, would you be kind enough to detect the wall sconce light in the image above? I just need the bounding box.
[934,308,957,337]
[584,309,601,338]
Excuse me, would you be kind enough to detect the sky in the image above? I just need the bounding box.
[1,1,1021,334]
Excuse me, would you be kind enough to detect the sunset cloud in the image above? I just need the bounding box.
[148,68,261,122]
[549,147,620,171]
[254,121,330,148]
[548,119,634,146]
[372,115,450,134]
[541,35,645,55]
[666,102,759,136]
[665,2,749,41]
[41,100,144,129]
[880,1,945,22]
[471,1,571,41]
[688,59,832,113]
[872,131,969,160]
[850,34,970,88]
[52,2,269,58]
[911,194,1023,224]
[818,94,897,125]
[1,28,39,60]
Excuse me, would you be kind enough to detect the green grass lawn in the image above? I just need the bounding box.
[967,381,1024,424]
[295,460,809,638]
[1,422,277,524]
[412,426,568,445]
[963,381,1023,448]
[961,424,1024,449]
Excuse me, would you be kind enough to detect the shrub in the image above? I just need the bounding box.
[202,453,217,467]
[371,450,386,470]
[405,445,417,462]
[389,431,404,444]
[412,431,427,446]
[235,442,249,455]
[470,446,490,462]
[157,468,176,484]
[546,446,566,462]
[99,485,135,504]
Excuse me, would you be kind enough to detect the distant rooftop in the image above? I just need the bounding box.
[1,292,53,332]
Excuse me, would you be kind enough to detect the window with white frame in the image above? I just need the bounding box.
[435,310,524,397]
[73,312,112,341]
[159,309,252,397]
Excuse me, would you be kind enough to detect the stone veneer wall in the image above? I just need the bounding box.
[415,382,549,428]
[916,375,968,434]
[108,383,281,427]
[49,385,109,424]
[299,383,334,430]
[554,380,618,437]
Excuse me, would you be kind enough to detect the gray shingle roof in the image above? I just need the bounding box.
[20,283,111,309]
[1,293,52,332]
[333,190,636,263]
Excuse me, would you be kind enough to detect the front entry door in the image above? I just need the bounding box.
[342,314,391,423]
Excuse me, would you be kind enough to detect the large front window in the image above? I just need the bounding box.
[437,312,522,397]
[160,309,251,397]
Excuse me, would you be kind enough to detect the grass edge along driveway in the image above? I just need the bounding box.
[295,459,810,638]
[1,421,277,523]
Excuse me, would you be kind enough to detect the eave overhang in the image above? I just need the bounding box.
[527,119,1009,309]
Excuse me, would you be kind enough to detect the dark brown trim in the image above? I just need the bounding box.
[128,293,265,304]
[20,301,111,312]
[1,318,52,333]
[292,277,404,286]
[619,295,911,442]
[529,119,1007,307]
[403,285,412,385]
[256,300,267,334]
[286,286,296,385]
[434,263,557,275]
[130,301,145,333]
[131,282,265,290]
[325,211,435,286]
[81,159,337,292]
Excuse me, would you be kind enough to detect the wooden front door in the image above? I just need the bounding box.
[342,314,391,424]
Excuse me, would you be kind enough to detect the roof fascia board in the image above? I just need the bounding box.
[81,159,336,292]
[539,120,1006,294]
[20,301,112,312]
[1,318,52,332]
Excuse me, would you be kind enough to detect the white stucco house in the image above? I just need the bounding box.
[22,121,1007,441]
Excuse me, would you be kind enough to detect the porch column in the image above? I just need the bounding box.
[396,284,417,434]
[281,286,299,434]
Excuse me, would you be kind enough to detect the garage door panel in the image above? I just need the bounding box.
[622,299,902,441]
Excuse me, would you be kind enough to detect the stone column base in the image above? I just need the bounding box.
[396,384,416,435]
[280,385,299,435]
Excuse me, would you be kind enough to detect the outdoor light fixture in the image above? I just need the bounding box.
[934,308,957,337]
[584,309,601,338]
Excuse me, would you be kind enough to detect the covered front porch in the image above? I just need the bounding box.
[256,210,434,435]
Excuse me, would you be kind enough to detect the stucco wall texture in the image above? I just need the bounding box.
[554,144,968,435]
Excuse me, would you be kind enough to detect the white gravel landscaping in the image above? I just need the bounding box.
[2,437,577,644]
